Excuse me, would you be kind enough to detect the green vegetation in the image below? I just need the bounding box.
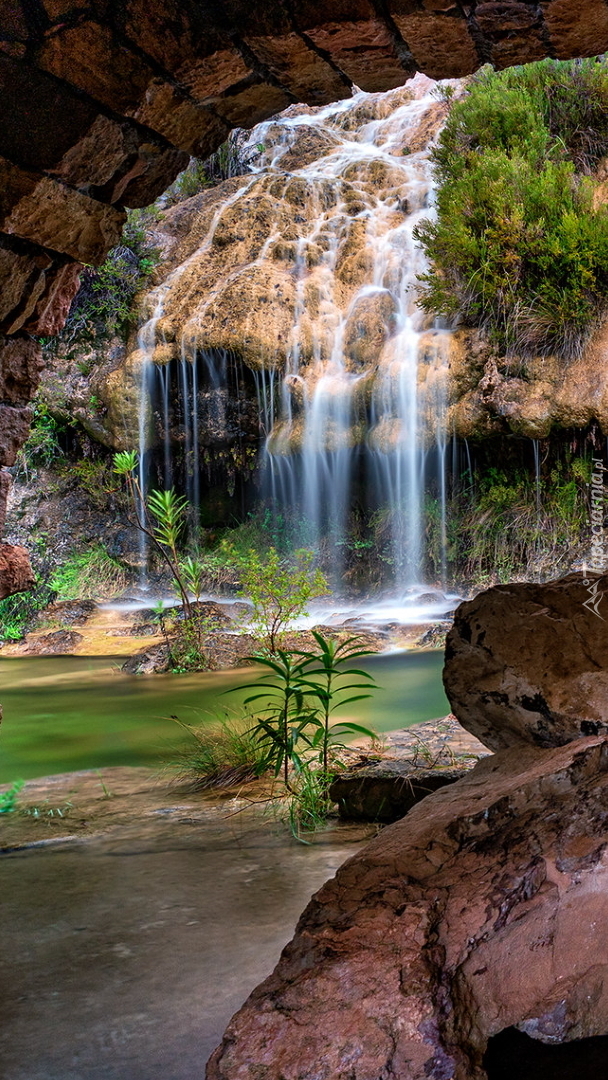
[228,545,329,653]
[416,58,608,357]
[48,207,161,351]
[15,402,66,479]
[167,629,379,838]
[0,583,55,641]
[0,779,24,814]
[438,451,591,587]
[49,545,129,601]
[163,133,256,205]
[167,712,269,790]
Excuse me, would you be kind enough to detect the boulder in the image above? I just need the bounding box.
[0,542,35,600]
[23,630,83,655]
[207,736,608,1080]
[443,573,608,752]
[329,760,470,823]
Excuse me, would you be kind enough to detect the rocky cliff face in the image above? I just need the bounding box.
[96,87,608,460]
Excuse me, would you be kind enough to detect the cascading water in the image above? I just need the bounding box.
[251,77,452,591]
[132,74,455,597]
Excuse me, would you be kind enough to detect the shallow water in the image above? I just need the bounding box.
[0,650,447,783]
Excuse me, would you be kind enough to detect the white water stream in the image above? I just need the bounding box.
[135,75,454,601]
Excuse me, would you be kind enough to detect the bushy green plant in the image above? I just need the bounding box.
[226,545,329,653]
[0,582,55,641]
[416,58,608,357]
[53,208,161,347]
[15,402,66,478]
[166,712,269,789]
[49,545,129,600]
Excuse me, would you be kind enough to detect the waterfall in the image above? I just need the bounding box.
[131,74,455,596]
[251,78,453,592]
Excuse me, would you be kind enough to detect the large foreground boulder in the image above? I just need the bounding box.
[207,736,608,1080]
[443,572,608,752]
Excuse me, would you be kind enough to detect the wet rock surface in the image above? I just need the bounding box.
[331,714,488,823]
[22,629,84,654]
[207,736,608,1080]
[444,572,608,752]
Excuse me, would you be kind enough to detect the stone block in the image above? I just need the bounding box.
[0,336,43,406]
[0,542,35,599]
[0,403,32,466]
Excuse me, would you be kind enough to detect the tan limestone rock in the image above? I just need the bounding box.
[443,573,608,752]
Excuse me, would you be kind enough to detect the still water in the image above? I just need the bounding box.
[0,650,447,783]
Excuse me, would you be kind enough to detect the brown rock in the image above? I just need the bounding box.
[23,262,83,337]
[207,736,608,1080]
[2,174,125,265]
[23,630,84,655]
[329,760,470,822]
[0,336,43,406]
[0,403,31,466]
[443,573,608,752]
[0,542,35,599]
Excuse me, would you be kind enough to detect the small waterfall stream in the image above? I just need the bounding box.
[134,75,454,595]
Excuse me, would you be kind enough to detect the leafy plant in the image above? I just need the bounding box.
[296,631,378,772]
[0,581,55,641]
[166,711,269,789]
[49,545,129,600]
[235,650,314,790]
[416,57,608,357]
[226,545,329,653]
[0,780,25,814]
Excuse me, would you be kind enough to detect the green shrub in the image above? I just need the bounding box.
[416,58,608,357]
[49,545,129,600]
[166,713,270,789]
[0,583,55,641]
[226,545,329,653]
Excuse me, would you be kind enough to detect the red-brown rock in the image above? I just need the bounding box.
[0,403,31,466]
[207,737,608,1080]
[443,573,608,752]
[0,335,43,405]
[0,542,35,599]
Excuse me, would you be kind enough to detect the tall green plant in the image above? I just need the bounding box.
[297,631,378,773]
[224,545,329,653]
[113,451,193,618]
[234,651,314,791]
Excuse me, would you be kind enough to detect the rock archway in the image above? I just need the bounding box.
[2,0,608,591]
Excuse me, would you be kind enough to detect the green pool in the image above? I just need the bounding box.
[0,650,448,783]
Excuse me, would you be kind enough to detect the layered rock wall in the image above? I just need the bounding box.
[1,0,608,594]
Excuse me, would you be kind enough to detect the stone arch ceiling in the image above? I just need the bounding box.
[1,0,608,592]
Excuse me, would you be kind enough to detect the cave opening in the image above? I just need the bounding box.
[483,1025,608,1080]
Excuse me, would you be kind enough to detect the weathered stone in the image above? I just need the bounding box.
[2,172,125,264]
[0,542,35,599]
[390,10,479,78]
[207,736,608,1080]
[0,404,31,466]
[0,470,10,525]
[330,760,470,822]
[40,599,98,627]
[443,573,608,752]
[23,629,84,655]
[0,243,53,334]
[0,336,43,405]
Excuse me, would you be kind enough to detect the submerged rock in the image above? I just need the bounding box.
[443,572,608,752]
[207,736,608,1080]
